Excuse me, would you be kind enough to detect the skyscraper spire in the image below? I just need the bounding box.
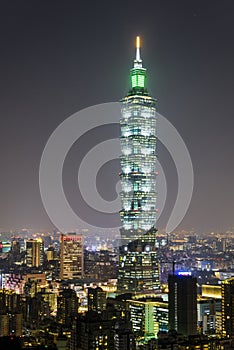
[130,36,147,92]
[134,36,142,68]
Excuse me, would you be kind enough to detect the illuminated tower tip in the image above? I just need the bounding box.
[134,35,142,67]
[136,36,140,49]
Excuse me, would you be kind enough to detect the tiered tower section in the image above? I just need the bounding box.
[120,37,157,234]
[118,37,159,295]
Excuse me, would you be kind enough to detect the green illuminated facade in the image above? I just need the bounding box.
[128,298,168,342]
[117,38,160,295]
[131,68,146,89]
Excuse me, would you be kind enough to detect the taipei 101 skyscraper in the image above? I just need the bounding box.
[117,37,160,295]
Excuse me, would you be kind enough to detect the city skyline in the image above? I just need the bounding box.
[0,2,234,349]
[0,1,234,234]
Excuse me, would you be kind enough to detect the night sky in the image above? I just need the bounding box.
[0,0,234,234]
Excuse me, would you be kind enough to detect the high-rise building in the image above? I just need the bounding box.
[88,287,106,313]
[57,288,78,327]
[46,246,55,261]
[75,311,115,350]
[114,315,136,350]
[129,297,168,342]
[118,37,159,295]
[0,314,9,337]
[168,273,197,336]
[0,290,22,337]
[60,233,84,280]
[26,238,44,267]
[9,312,22,337]
[221,276,234,337]
[0,289,21,313]
[197,297,219,334]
